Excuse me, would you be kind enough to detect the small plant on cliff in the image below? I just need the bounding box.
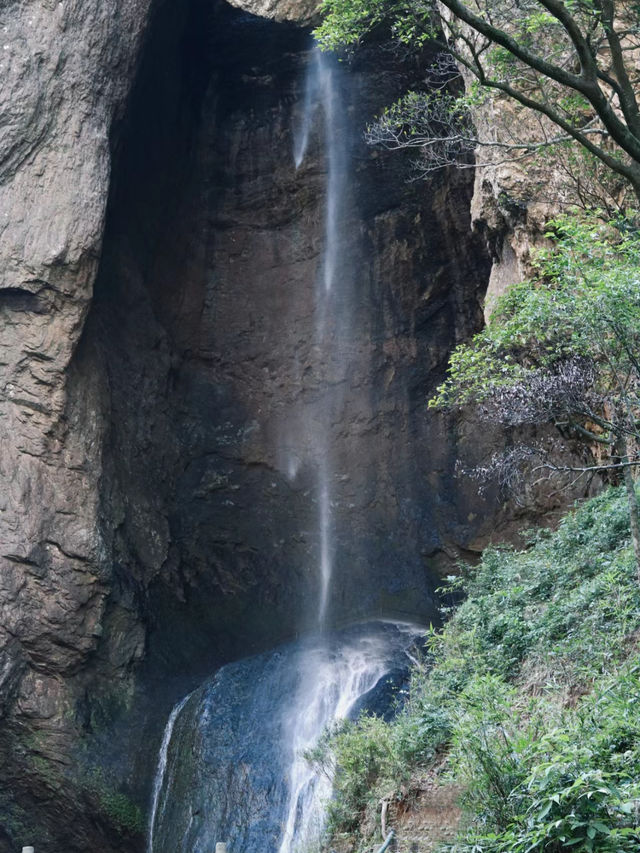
[85,768,144,836]
[429,213,640,576]
[316,0,640,203]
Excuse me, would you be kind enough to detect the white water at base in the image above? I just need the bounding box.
[147,694,190,853]
[148,623,422,853]
[277,626,420,853]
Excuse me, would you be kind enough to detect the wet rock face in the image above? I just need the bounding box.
[0,0,151,672]
[93,0,492,673]
[153,623,419,853]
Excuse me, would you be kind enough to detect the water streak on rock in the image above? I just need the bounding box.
[148,694,191,853]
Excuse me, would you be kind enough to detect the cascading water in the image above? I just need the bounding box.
[276,625,418,853]
[147,694,191,853]
[275,46,354,850]
[292,46,349,628]
[147,45,426,853]
[149,623,421,853]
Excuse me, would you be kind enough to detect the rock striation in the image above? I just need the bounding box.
[0,1,152,849]
[228,0,320,23]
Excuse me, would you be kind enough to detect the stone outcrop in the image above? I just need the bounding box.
[228,0,320,23]
[0,1,153,850]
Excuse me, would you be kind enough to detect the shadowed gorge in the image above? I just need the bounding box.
[82,0,492,842]
[89,0,491,683]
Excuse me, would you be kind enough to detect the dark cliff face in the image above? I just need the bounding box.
[0,1,499,850]
[89,0,492,678]
[88,0,492,679]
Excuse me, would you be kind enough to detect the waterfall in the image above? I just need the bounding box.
[147,694,191,853]
[292,45,348,628]
[295,48,345,296]
[276,628,416,853]
[147,45,427,853]
[317,473,331,628]
[275,47,354,849]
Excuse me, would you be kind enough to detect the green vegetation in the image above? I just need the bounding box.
[428,214,640,575]
[315,0,640,204]
[85,768,144,835]
[314,488,640,851]
[429,215,640,417]
[310,207,640,850]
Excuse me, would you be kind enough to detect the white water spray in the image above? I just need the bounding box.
[147,694,190,853]
[292,45,348,627]
[277,626,420,853]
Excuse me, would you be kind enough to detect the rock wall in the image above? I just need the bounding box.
[82,0,494,775]
[229,0,320,23]
[0,0,153,849]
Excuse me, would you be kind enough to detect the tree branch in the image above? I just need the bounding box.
[596,0,640,137]
[535,459,640,474]
[474,72,640,192]
[534,0,597,79]
[438,0,640,166]
[438,0,590,92]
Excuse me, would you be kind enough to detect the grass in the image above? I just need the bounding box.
[313,487,640,851]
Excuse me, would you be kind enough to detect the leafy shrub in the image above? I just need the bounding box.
[319,488,640,850]
[450,665,640,851]
[308,715,397,834]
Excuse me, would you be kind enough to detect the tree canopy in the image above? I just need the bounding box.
[429,213,640,571]
[316,0,640,201]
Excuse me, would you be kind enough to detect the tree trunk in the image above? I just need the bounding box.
[631,170,640,205]
[617,435,640,580]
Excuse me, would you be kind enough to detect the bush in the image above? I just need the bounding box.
[308,715,397,834]
[449,665,640,851]
[318,487,640,850]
